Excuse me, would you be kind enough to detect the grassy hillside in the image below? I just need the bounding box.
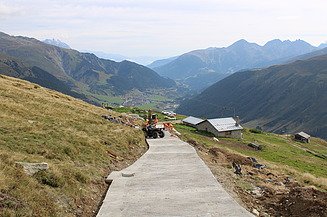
[0,32,176,106]
[0,53,88,101]
[0,75,147,216]
[177,54,327,139]
[174,124,327,216]
[175,124,327,189]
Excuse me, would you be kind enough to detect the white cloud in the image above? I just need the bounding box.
[0,0,326,56]
[0,2,21,17]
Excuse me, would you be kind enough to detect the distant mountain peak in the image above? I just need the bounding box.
[235,39,248,43]
[264,39,283,46]
[230,39,249,46]
[264,39,314,50]
[0,32,10,37]
[43,38,71,49]
[319,43,327,49]
[293,39,311,45]
[270,40,316,60]
[228,39,260,49]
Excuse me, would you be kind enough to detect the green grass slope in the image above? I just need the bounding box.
[175,124,327,190]
[0,53,88,101]
[0,75,147,216]
[177,54,327,139]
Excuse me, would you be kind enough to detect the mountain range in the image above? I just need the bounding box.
[43,39,160,65]
[0,53,88,100]
[152,39,319,91]
[80,50,162,65]
[0,32,175,105]
[147,56,179,69]
[177,48,327,139]
[43,38,71,49]
[82,50,129,62]
[319,43,327,49]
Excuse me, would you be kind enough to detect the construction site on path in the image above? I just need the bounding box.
[97,131,253,217]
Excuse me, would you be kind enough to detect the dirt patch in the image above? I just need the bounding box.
[187,139,327,217]
[218,139,255,151]
[269,187,327,217]
[208,147,253,166]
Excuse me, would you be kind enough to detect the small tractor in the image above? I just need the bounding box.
[142,110,165,139]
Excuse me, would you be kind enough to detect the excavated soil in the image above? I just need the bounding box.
[270,187,327,217]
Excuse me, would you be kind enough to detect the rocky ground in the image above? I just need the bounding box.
[187,139,327,217]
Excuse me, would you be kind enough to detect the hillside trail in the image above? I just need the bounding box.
[97,131,253,217]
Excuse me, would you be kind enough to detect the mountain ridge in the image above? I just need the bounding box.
[176,53,327,139]
[147,56,179,69]
[0,32,176,105]
[43,38,71,49]
[153,39,318,91]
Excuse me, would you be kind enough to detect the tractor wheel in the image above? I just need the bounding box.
[159,130,165,138]
[152,131,159,139]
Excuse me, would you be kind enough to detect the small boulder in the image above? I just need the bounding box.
[15,162,48,175]
[251,187,263,197]
[248,143,262,150]
[252,208,260,216]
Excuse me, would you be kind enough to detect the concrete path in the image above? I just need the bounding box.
[97,132,253,217]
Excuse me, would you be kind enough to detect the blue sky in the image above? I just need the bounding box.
[0,0,326,58]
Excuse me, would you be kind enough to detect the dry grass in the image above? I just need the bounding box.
[0,75,147,216]
[299,173,327,190]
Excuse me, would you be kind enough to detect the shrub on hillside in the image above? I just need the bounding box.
[74,171,88,184]
[250,128,263,134]
[33,171,64,188]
